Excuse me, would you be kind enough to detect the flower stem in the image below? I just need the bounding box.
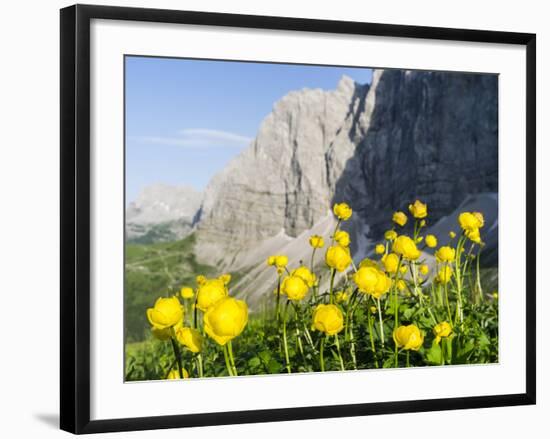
[196,353,204,378]
[377,297,385,347]
[282,300,292,373]
[334,334,345,371]
[329,268,336,304]
[227,341,238,376]
[223,344,234,376]
[367,307,379,368]
[170,336,184,379]
[476,250,484,304]
[406,350,410,368]
[320,337,326,371]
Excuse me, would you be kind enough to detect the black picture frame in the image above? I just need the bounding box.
[60,4,536,434]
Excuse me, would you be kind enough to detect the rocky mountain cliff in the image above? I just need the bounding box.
[194,69,497,272]
[194,75,369,266]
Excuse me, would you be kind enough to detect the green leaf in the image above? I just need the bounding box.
[425,341,442,365]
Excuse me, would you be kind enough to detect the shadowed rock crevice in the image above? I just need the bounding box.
[333,69,498,257]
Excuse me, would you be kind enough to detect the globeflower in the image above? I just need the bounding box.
[309,235,324,248]
[312,304,344,335]
[180,286,194,299]
[375,244,385,255]
[175,327,203,353]
[333,202,352,220]
[325,245,352,272]
[167,368,189,379]
[151,319,182,341]
[436,265,453,284]
[409,200,428,219]
[267,254,289,272]
[393,324,424,350]
[196,278,228,312]
[458,212,484,232]
[359,258,378,268]
[465,227,482,244]
[291,266,317,288]
[433,322,453,344]
[334,230,350,247]
[396,279,407,292]
[392,235,421,260]
[384,230,398,241]
[392,211,408,227]
[203,297,248,346]
[382,252,400,274]
[425,234,437,248]
[147,296,183,330]
[449,231,457,239]
[435,246,455,263]
[353,266,392,299]
[219,273,231,285]
[419,264,429,276]
[281,275,309,301]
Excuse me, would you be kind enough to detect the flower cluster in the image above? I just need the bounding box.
[140,196,494,379]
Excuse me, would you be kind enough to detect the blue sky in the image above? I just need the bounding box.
[125,56,373,202]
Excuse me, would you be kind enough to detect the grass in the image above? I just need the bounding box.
[124,234,216,343]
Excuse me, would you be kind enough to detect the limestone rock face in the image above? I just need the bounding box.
[335,69,498,253]
[194,76,369,267]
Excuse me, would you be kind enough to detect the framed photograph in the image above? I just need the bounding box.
[60,4,536,434]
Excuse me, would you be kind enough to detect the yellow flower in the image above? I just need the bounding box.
[203,297,248,346]
[425,234,437,248]
[408,200,428,219]
[393,324,424,350]
[175,327,203,353]
[325,245,352,272]
[433,322,453,344]
[419,264,429,276]
[449,231,456,239]
[436,266,453,284]
[416,236,424,244]
[400,265,407,274]
[435,246,455,263]
[219,273,232,285]
[309,235,324,248]
[392,211,408,227]
[458,212,484,232]
[334,230,351,247]
[353,266,392,299]
[420,219,427,227]
[312,304,344,335]
[335,291,349,303]
[291,266,317,288]
[392,235,421,260]
[275,255,288,268]
[146,297,183,330]
[375,244,385,255]
[166,368,189,379]
[384,230,398,241]
[396,279,407,291]
[369,305,378,314]
[359,258,379,268]
[333,202,352,220]
[267,255,288,269]
[465,228,482,244]
[382,252,400,274]
[473,212,485,227]
[281,275,309,301]
[196,278,228,312]
[180,286,194,300]
[196,275,207,286]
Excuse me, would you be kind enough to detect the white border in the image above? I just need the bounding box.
[90,19,526,421]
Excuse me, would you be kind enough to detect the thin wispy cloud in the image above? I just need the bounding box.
[134,129,253,149]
